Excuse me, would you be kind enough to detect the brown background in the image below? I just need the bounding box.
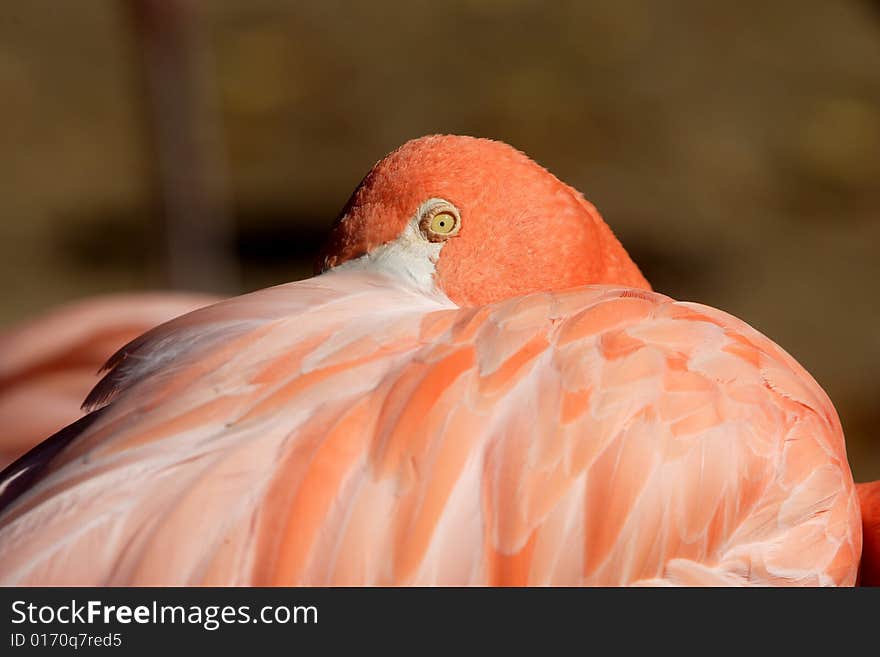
[1,1,878,479]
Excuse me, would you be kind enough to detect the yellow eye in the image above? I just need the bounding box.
[430,212,456,235]
[419,199,461,242]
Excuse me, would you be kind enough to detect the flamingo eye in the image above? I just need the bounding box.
[430,212,456,234]
[419,200,461,242]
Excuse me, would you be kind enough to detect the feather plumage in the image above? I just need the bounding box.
[0,270,859,585]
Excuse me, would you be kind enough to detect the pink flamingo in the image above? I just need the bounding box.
[0,136,869,585]
[858,482,880,585]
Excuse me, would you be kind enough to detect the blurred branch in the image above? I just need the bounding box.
[127,0,239,293]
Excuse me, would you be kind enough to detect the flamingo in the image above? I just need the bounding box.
[0,135,868,586]
[857,482,880,585]
[0,293,218,470]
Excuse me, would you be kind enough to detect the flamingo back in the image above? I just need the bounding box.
[0,272,861,585]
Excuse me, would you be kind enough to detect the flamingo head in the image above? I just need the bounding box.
[316,135,650,306]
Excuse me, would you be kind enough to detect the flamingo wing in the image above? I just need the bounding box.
[0,273,860,585]
[0,293,219,469]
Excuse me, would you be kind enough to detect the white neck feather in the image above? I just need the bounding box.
[326,205,450,301]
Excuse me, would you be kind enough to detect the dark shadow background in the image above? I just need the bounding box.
[1,0,878,479]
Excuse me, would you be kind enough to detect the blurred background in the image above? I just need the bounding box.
[0,0,878,479]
